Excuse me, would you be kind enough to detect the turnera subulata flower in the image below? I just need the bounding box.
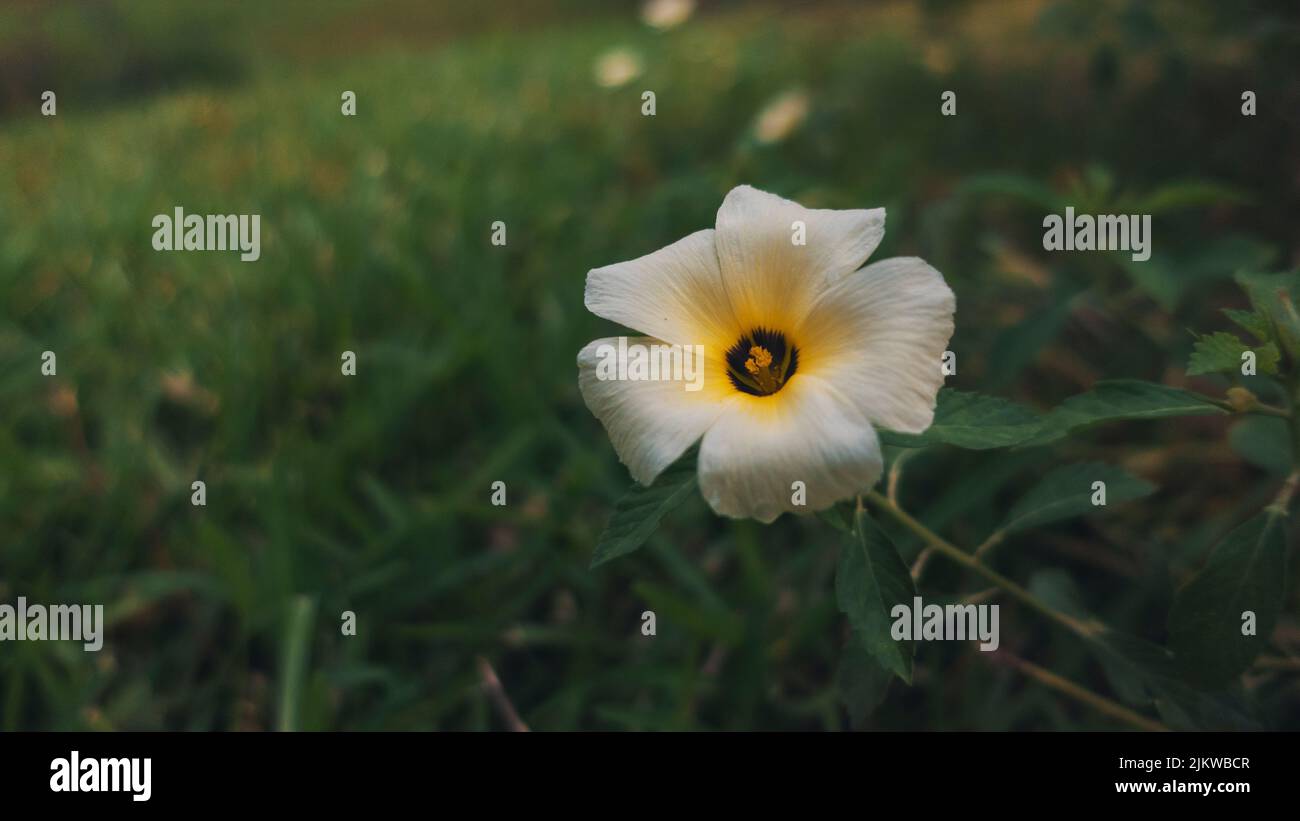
[578,186,955,523]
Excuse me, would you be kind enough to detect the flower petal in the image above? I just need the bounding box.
[584,229,739,350]
[578,337,737,485]
[697,375,883,523]
[713,185,885,331]
[797,256,955,434]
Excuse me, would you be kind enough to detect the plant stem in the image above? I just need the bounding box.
[972,530,1005,559]
[476,656,530,732]
[1215,398,1291,418]
[1250,402,1291,418]
[1287,383,1300,474]
[1268,470,1300,515]
[860,490,1168,730]
[992,652,1168,732]
[862,490,1101,639]
[1275,358,1300,499]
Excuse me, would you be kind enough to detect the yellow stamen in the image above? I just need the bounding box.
[744,345,780,393]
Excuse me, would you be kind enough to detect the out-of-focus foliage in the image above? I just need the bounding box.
[1,0,1298,730]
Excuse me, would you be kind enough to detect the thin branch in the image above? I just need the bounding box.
[476,656,530,732]
[990,651,1168,732]
[863,490,1102,639]
[960,587,1000,606]
[972,530,1004,559]
[910,546,934,581]
[1253,655,1300,672]
[887,450,913,505]
[857,491,1182,731]
[1267,470,1300,515]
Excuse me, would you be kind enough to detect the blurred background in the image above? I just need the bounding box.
[1,0,1298,730]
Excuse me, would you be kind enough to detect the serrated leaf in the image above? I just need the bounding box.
[1236,271,1300,360]
[1026,380,1226,446]
[878,389,1042,450]
[1187,331,1278,376]
[837,639,893,728]
[835,510,916,683]
[1168,507,1289,685]
[1223,308,1269,342]
[590,446,698,569]
[997,462,1154,536]
[1235,270,1300,309]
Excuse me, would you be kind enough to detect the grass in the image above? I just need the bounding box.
[1,0,1297,730]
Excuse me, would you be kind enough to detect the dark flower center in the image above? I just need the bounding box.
[725,328,798,396]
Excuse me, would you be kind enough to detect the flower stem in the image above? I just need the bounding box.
[861,490,1101,640]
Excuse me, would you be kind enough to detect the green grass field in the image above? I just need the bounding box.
[2,0,1298,730]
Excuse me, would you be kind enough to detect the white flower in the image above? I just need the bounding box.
[753,90,810,144]
[578,186,955,523]
[593,48,644,88]
[641,0,695,30]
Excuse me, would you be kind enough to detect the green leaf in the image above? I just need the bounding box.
[278,594,318,732]
[985,287,1081,389]
[1223,308,1270,342]
[1121,180,1249,215]
[1187,331,1279,376]
[1117,254,1181,311]
[817,500,855,533]
[1228,416,1291,475]
[1021,572,1236,726]
[590,446,698,569]
[837,639,894,728]
[1088,631,1259,730]
[1236,271,1300,361]
[1119,235,1276,312]
[1026,380,1226,446]
[997,462,1155,537]
[631,580,745,644]
[878,389,1043,450]
[955,173,1064,211]
[1235,270,1300,305]
[1167,507,1290,685]
[835,510,917,683]
[1027,569,1090,620]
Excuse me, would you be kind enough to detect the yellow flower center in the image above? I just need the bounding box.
[726,329,797,396]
